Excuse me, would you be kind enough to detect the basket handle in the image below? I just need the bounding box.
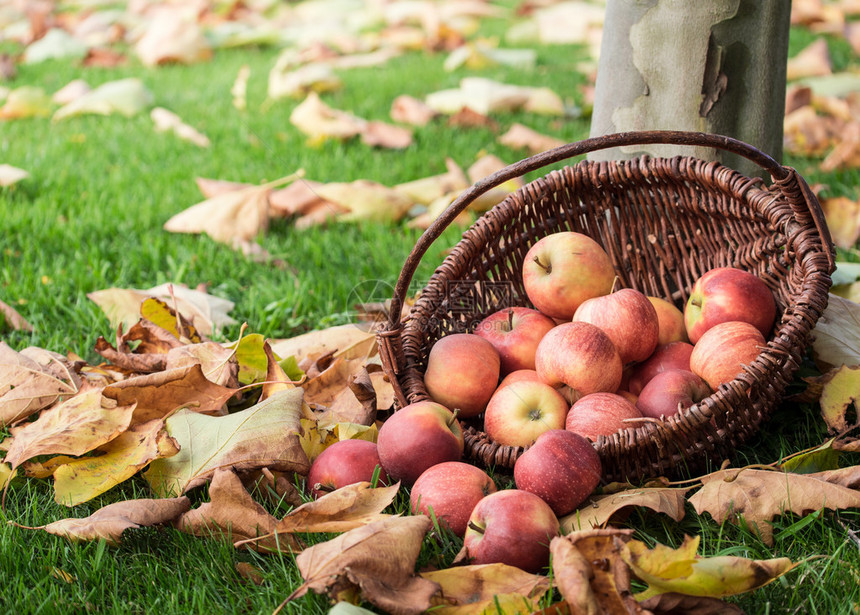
[384,129,834,332]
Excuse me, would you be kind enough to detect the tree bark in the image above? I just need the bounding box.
[588,0,790,177]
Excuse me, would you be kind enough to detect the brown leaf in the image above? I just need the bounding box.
[806,464,860,488]
[4,388,135,469]
[390,94,439,126]
[166,342,239,389]
[286,515,438,615]
[0,342,81,425]
[360,120,413,149]
[176,468,288,550]
[244,467,304,508]
[822,122,860,172]
[277,481,399,534]
[44,497,191,545]
[83,47,127,67]
[550,529,639,614]
[270,323,376,366]
[639,592,744,614]
[421,563,551,614]
[195,177,251,198]
[0,298,33,332]
[94,337,167,374]
[290,91,365,144]
[260,341,301,402]
[786,38,832,81]
[135,8,211,66]
[447,107,499,130]
[235,562,265,585]
[688,467,860,544]
[303,358,377,426]
[123,318,185,354]
[104,363,236,424]
[268,179,327,217]
[499,122,566,154]
[560,487,689,533]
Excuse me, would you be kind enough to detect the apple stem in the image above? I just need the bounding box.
[507,309,514,331]
[611,276,621,293]
[467,521,485,534]
[447,408,460,427]
[532,255,551,274]
[690,296,702,308]
[314,482,335,493]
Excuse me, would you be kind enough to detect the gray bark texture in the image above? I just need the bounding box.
[588,0,790,178]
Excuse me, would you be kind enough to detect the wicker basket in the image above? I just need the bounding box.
[377,131,835,483]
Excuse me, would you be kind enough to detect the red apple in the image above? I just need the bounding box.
[514,429,602,516]
[376,401,464,485]
[648,296,689,345]
[535,322,623,397]
[522,231,616,320]
[483,380,568,448]
[690,321,766,390]
[565,392,642,440]
[573,288,659,365]
[496,369,541,391]
[635,369,711,419]
[410,461,497,536]
[684,267,776,344]
[627,341,695,395]
[423,333,500,418]
[474,307,556,375]
[463,489,560,573]
[306,439,389,499]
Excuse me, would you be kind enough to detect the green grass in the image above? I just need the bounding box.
[2,11,860,615]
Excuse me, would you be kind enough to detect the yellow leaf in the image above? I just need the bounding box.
[818,365,860,432]
[300,417,338,462]
[620,535,796,600]
[315,180,413,223]
[421,563,550,615]
[0,342,80,426]
[140,297,201,343]
[0,462,15,488]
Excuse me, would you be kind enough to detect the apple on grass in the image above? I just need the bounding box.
[410,461,497,537]
[463,489,560,573]
[627,341,695,395]
[474,307,556,375]
[684,267,776,344]
[535,322,623,398]
[522,231,616,320]
[648,296,689,345]
[636,369,711,420]
[514,429,602,516]
[690,320,766,390]
[376,401,464,486]
[573,288,660,365]
[306,439,389,499]
[565,392,642,441]
[483,380,568,448]
[423,333,500,419]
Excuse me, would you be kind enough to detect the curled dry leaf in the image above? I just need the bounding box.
[390,94,439,126]
[812,364,860,433]
[53,418,180,506]
[560,486,689,533]
[0,342,82,425]
[688,466,860,544]
[499,122,566,154]
[0,297,32,331]
[135,8,211,66]
[53,78,153,121]
[4,387,135,470]
[0,165,31,187]
[620,534,796,600]
[166,342,239,389]
[811,293,860,370]
[277,481,398,535]
[290,91,365,143]
[420,563,551,614]
[819,195,860,247]
[287,515,438,615]
[44,497,191,545]
[639,592,744,615]
[151,107,211,147]
[143,388,309,497]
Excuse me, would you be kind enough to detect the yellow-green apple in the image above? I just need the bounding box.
[513,429,602,516]
[463,489,560,573]
[565,392,642,440]
[684,267,776,344]
[647,296,689,344]
[522,231,616,320]
[474,307,556,375]
[306,439,389,499]
[635,369,711,419]
[496,369,541,391]
[690,320,766,389]
[535,322,623,396]
[483,380,568,447]
[410,461,497,536]
[423,333,500,418]
[627,341,695,395]
[573,288,659,365]
[377,401,464,485]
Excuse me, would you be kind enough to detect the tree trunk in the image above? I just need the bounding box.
[588,0,790,177]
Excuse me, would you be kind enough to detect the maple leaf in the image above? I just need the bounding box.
[285,515,438,615]
[420,563,551,615]
[688,466,860,544]
[0,342,80,425]
[143,388,308,497]
[43,497,191,545]
[560,486,689,533]
[52,418,180,506]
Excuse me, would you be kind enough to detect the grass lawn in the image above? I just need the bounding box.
[2,6,860,615]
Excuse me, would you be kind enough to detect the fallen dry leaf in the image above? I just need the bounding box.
[360,120,413,149]
[134,8,211,66]
[0,165,31,187]
[268,179,328,217]
[560,486,689,533]
[23,27,87,64]
[0,342,81,425]
[232,64,250,111]
[53,78,153,121]
[236,562,266,585]
[421,563,551,614]
[277,481,398,535]
[819,195,860,247]
[315,180,413,222]
[620,534,796,600]
[811,293,860,370]
[499,122,566,154]
[0,85,53,119]
[286,515,438,615]
[151,107,211,147]
[447,107,499,130]
[290,91,365,143]
[393,158,468,205]
[688,466,860,544]
[44,497,190,545]
[165,342,239,389]
[4,387,135,470]
[51,79,90,105]
[787,38,832,81]
[426,77,563,116]
[0,297,32,331]
[390,94,439,126]
[813,364,860,432]
[267,62,342,100]
[639,593,744,614]
[444,42,537,72]
[53,418,180,506]
[144,388,308,497]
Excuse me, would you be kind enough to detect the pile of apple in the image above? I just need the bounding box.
[306,230,777,573]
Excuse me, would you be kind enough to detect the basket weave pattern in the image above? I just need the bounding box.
[378,132,834,483]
